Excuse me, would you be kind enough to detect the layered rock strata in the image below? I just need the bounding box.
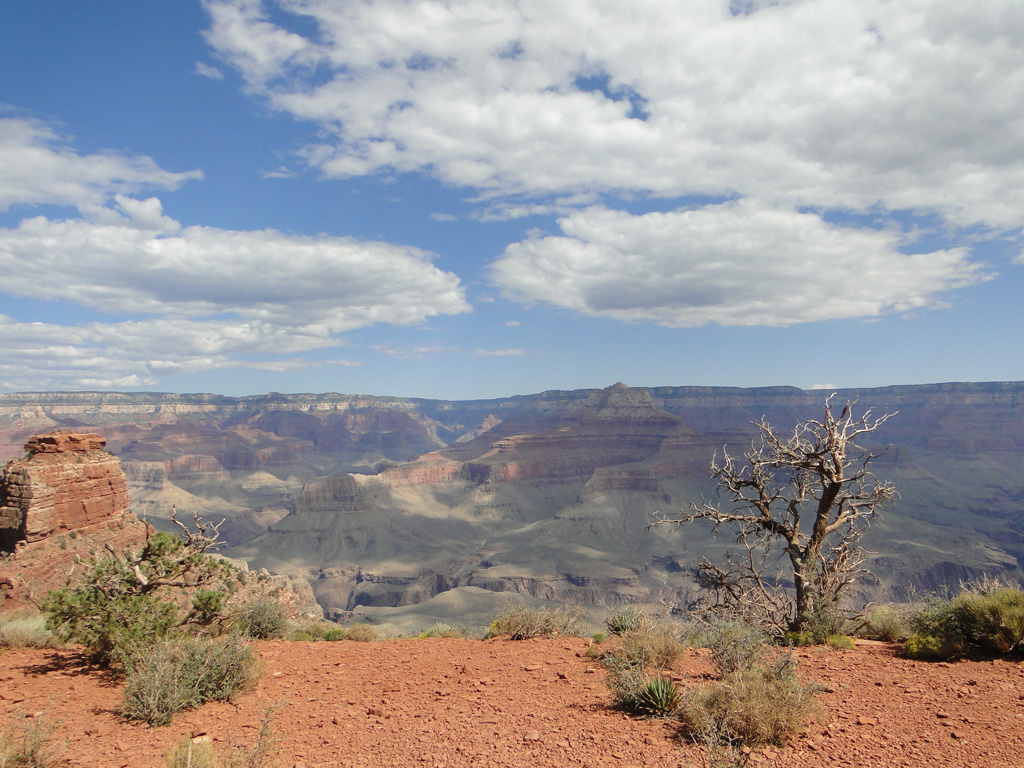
[0,430,132,550]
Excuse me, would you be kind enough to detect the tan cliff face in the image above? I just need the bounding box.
[0,430,133,550]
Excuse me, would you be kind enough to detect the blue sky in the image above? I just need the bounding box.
[1,0,1022,400]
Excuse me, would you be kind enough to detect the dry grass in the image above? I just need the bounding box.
[0,712,66,768]
[0,611,58,651]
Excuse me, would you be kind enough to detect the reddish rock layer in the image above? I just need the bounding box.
[0,430,131,549]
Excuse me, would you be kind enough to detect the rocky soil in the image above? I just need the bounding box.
[1,637,1022,768]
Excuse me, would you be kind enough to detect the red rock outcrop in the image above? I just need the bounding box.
[0,430,132,549]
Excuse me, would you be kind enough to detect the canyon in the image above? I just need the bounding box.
[1,382,1022,630]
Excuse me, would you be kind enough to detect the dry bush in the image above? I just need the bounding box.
[614,624,685,671]
[678,653,819,747]
[121,636,260,726]
[861,604,909,642]
[344,623,378,642]
[230,596,288,640]
[604,606,650,636]
[417,623,468,639]
[0,712,66,768]
[487,601,585,640]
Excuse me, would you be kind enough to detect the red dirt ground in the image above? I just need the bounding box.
[1,637,1022,767]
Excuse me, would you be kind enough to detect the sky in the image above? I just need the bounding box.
[1,0,1022,400]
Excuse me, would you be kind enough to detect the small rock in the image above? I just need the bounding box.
[523,730,541,742]
[856,716,877,726]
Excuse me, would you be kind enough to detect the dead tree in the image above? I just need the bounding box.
[652,396,896,634]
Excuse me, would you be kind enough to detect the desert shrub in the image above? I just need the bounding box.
[605,606,649,636]
[592,632,607,644]
[0,713,66,768]
[861,604,909,642]
[826,635,855,650]
[613,624,685,671]
[904,583,1024,659]
[120,635,259,726]
[234,596,288,640]
[285,615,340,641]
[324,629,345,642]
[486,601,585,640]
[287,631,314,642]
[678,652,819,748]
[44,584,178,666]
[344,623,378,642]
[417,623,466,639]
[43,526,232,666]
[698,619,767,676]
[0,611,58,650]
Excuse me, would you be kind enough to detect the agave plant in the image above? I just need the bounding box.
[631,675,681,717]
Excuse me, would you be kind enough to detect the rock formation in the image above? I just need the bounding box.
[0,430,132,550]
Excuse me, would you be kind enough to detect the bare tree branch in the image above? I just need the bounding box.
[650,395,897,633]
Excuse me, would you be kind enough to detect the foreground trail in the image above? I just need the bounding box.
[1,638,1023,767]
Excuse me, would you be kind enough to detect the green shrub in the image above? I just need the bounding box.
[42,528,232,666]
[486,601,585,640]
[44,584,178,666]
[678,652,819,747]
[592,632,607,644]
[120,636,259,726]
[826,635,855,650]
[0,611,58,650]
[0,713,66,768]
[287,631,314,642]
[604,606,649,636]
[904,584,1024,659]
[234,596,288,640]
[324,629,345,642]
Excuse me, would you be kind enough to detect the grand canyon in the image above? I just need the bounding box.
[2,382,1021,631]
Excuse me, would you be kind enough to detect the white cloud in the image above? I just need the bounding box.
[0,187,470,389]
[0,116,201,213]
[194,61,225,79]
[491,202,986,327]
[474,348,526,357]
[203,0,1024,230]
[505,320,521,327]
[0,196,470,330]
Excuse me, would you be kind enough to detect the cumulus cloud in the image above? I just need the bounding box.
[0,196,470,329]
[0,168,469,388]
[202,0,1024,230]
[0,314,340,391]
[0,116,201,213]
[491,202,986,327]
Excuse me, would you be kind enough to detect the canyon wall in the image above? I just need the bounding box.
[2,383,1023,627]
